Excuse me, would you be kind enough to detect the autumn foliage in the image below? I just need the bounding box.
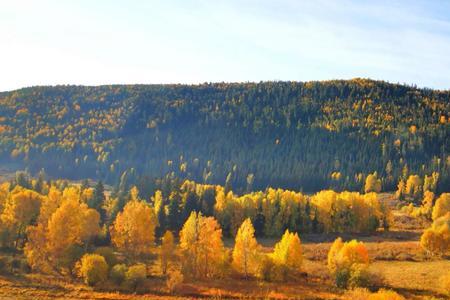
[159,230,175,275]
[328,238,370,288]
[24,189,100,273]
[110,199,157,257]
[420,212,450,256]
[77,254,109,286]
[271,230,302,273]
[179,212,225,278]
[232,218,260,278]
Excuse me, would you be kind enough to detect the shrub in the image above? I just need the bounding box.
[327,238,370,288]
[125,263,147,290]
[420,213,450,256]
[335,268,351,288]
[77,254,109,286]
[256,254,291,282]
[344,288,371,300]
[94,247,117,267]
[368,289,405,300]
[348,264,370,289]
[166,267,184,294]
[344,288,405,300]
[110,264,127,285]
[432,193,450,221]
[271,263,291,282]
[257,255,276,281]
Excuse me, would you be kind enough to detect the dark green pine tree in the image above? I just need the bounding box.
[34,169,45,193]
[167,195,182,232]
[89,181,107,224]
[81,178,90,191]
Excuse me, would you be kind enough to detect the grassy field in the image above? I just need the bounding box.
[0,193,449,299]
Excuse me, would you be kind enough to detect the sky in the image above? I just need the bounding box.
[1,0,450,91]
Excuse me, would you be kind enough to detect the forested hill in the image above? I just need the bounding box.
[0,79,449,193]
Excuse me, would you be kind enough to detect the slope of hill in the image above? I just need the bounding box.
[0,79,448,192]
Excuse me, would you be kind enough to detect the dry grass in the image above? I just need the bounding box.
[370,260,450,299]
[0,272,342,300]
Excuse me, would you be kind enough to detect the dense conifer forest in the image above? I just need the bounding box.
[0,79,449,193]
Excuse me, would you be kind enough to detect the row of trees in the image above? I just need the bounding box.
[0,174,390,276]
[396,172,440,202]
[0,173,393,263]
[151,179,392,238]
[0,179,302,279]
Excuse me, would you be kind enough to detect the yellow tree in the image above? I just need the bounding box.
[25,192,101,272]
[1,187,43,248]
[271,229,302,272]
[232,218,260,278]
[110,199,157,258]
[364,172,382,193]
[327,237,344,275]
[405,175,422,200]
[46,198,100,260]
[160,230,176,274]
[420,213,450,256]
[338,240,370,267]
[198,215,225,278]
[179,212,224,278]
[396,179,405,200]
[327,238,370,288]
[37,186,63,225]
[432,193,450,221]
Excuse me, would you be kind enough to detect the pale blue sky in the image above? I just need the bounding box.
[1,0,450,91]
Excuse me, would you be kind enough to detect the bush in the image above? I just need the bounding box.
[328,238,370,288]
[125,264,147,290]
[110,264,127,285]
[344,288,371,300]
[420,213,450,256]
[256,255,290,282]
[257,255,276,281]
[348,264,371,289]
[368,289,405,300]
[335,268,351,288]
[77,254,109,286]
[166,267,184,294]
[344,288,405,300]
[94,247,117,267]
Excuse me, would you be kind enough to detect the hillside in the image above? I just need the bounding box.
[0,79,449,192]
